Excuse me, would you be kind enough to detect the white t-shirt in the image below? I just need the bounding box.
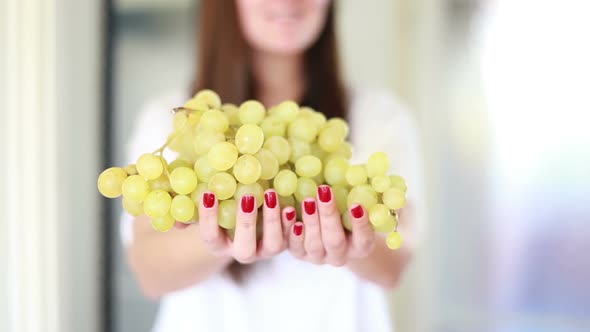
[121,87,423,332]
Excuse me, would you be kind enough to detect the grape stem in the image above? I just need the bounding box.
[151,107,196,177]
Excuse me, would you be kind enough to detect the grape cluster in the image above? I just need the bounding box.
[97,90,407,250]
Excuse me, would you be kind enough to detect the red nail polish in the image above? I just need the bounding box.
[293,223,303,236]
[241,195,255,213]
[203,193,215,208]
[264,191,277,209]
[303,200,316,215]
[351,204,364,219]
[286,209,296,221]
[317,185,332,203]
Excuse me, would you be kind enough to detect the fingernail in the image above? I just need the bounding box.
[264,191,277,209]
[293,223,303,236]
[317,185,332,203]
[351,204,364,219]
[303,200,316,215]
[203,193,215,208]
[241,195,255,213]
[286,209,296,221]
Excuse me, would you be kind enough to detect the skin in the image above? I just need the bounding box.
[128,0,414,299]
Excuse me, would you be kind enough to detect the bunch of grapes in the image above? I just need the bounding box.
[97,90,407,250]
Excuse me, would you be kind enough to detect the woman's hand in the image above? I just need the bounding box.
[197,190,288,264]
[284,185,375,266]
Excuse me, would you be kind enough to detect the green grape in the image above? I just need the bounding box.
[123,197,143,216]
[208,142,238,171]
[309,110,326,130]
[273,169,298,196]
[310,143,327,160]
[386,231,403,250]
[193,129,226,156]
[258,179,270,191]
[278,195,296,209]
[324,157,349,186]
[345,165,368,186]
[173,112,189,131]
[148,174,172,192]
[318,126,345,153]
[238,100,265,124]
[254,148,279,180]
[374,212,397,233]
[218,199,237,229]
[347,184,377,210]
[208,172,237,200]
[235,124,264,154]
[342,212,353,232]
[193,156,219,182]
[123,164,138,175]
[151,213,175,232]
[333,142,353,159]
[221,103,241,126]
[200,109,229,133]
[274,100,298,123]
[382,188,406,210]
[389,175,407,192]
[122,175,150,202]
[170,167,198,195]
[312,172,325,187]
[234,182,264,208]
[143,190,172,218]
[325,118,349,137]
[368,204,393,228]
[263,136,291,165]
[170,195,195,223]
[371,175,392,193]
[97,167,127,198]
[226,227,236,241]
[195,89,221,108]
[190,182,209,206]
[136,154,164,180]
[332,185,349,214]
[295,155,322,178]
[168,159,193,172]
[288,138,311,163]
[366,152,390,178]
[169,131,197,160]
[294,177,318,202]
[184,96,210,112]
[288,118,318,142]
[233,155,262,184]
[297,107,315,118]
[187,111,204,126]
[260,116,286,137]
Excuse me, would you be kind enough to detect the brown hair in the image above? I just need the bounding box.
[192,0,347,281]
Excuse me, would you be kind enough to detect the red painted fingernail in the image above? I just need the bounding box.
[241,195,255,213]
[264,191,277,209]
[303,200,316,215]
[286,209,296,221]
[317,185,332,203]
[293,223,303,236]
[203,193,215,208]
[351,204,364,219]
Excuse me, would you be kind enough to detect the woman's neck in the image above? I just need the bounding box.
[251,52,305,107]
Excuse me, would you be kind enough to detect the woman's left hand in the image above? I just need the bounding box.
[282,185,376,266]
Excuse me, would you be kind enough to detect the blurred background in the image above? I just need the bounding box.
[2,0,589,331]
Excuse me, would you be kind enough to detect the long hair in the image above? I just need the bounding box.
[192,0,347,281]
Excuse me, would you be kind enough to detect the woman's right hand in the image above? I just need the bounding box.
[195,190,293,264]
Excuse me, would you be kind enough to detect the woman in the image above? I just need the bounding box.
[121,1,422,331]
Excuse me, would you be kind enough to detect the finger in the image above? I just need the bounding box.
[174,222,190,229]
[259,190,283,258]
[316,185,347,266]
[288,221,305,259]
[281,206,297,239]
[198,192,228,255]
[348,204,375,258]
[302,199,325,263]
[232,195,258,263]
